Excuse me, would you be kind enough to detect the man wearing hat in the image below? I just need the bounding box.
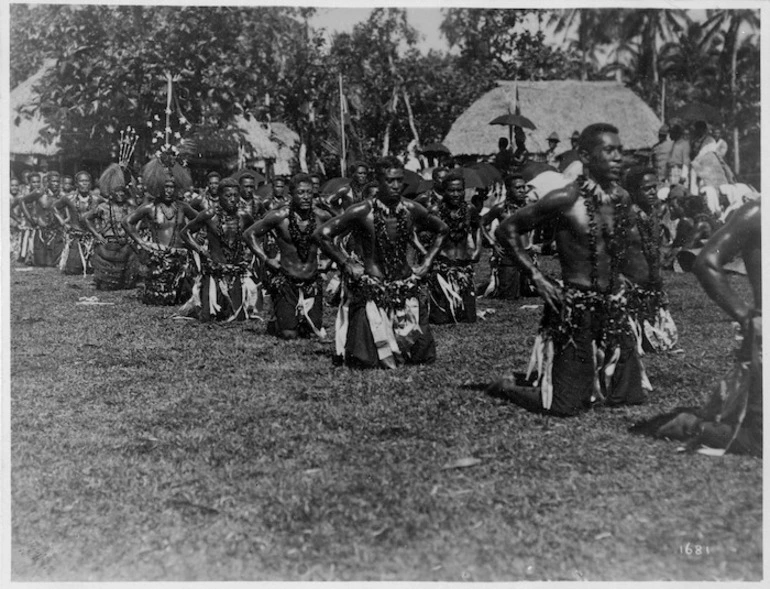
[545,132,560,167]
[650,124,673,183]
[555,130,582,180]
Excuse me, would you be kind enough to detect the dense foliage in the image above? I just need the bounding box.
[10,6,760,176]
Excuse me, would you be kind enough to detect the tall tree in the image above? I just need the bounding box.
[547,9,625,80]
[10,5,317,165]
[703,9,760,173]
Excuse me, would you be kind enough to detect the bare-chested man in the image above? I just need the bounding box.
[56,171,103,275]
[181,178,255,321]
[238,172,265,220]
[84,185,139,290]
[123,177,197,305]
[427,170,481,324]
[188,170,221,212]
[326,162,370,214]
[491,123,647,416]
[244,173,332,339]
[479,173,533,299]
[314,156,448,369]
[20,171,66,266]
[622,166,678,353]
[654,201,761,456]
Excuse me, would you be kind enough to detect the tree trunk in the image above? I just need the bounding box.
[402,89,420,146]
[660,77,666,120]
[381,86,400,157]
[730,20,740,174]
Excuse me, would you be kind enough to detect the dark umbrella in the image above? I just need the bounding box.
[469,162,503,187]
[669,102,721,123]
[231,168,266,185]
[256,183,273,198]
[419,142,451,155]
[321,177,351,196]
[489,113,536,129]
[402,169,423,196]
[457,167,485,190]
[490,113,536,146]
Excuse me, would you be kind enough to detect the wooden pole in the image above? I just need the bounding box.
[339,73,347,177]
[164,72,173,146]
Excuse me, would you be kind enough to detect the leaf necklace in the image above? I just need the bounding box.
[635,206,662,284]
[288,205,316,263]
[372,199,410,280]
[158,201,178,221]
[215,204,244,263]
[438,199,470,243]
[580,176,628,292]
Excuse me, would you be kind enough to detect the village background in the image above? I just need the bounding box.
[5,3,763,583]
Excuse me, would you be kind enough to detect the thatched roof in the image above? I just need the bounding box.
[10,59,61,156]
[444,80,661,155]
[234,115,279,159]
[269,122,299,176]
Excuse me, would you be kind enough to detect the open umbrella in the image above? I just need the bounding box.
[321,177,351,196]
[256,183,273,198]
[489,114,536,130]
[669,102,721,123]
[231,168,266,185]
[402,169,423,196]
[469,162,503,187]
[419,142,451,155]
[459,167,485,190]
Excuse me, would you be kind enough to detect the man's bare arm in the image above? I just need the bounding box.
[82,206,105,243]
[243,209,285,265]
[496,185,577,310]
[313,202,368,277]
[180,211,214,256]
[693,201,760,328]
[122,204,155,250]
[410,201,448,276]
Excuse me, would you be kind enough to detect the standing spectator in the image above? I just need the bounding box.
[650,124,673,183]
[667,122,690,188]
[544,133,560,167]
[492,137,515,174]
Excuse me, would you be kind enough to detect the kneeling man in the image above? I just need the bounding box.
[244,174,332,338]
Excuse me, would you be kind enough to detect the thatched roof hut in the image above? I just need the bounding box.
[268,122,299,176]
[444,80,662,156]
[10,59,61,157]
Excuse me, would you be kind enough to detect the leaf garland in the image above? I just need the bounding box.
[287,205,317,263]
[438,199,471,244]
[372,199,410,280]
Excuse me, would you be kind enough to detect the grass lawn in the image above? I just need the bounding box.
[10,254,761,581]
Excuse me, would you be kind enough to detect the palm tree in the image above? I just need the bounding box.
[548,8,625,81]
[618,9,687,86]
[703,9,760,173]
[658,20,722,109]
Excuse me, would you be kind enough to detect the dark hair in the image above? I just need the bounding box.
[441,169,465,191]
[219,177,240,191]
[669,124,684,141]
[363,181,379,198]
[503,173,524,187]
[693,120,708,136]
[206,171,221,180]
[28,172,41,180]
[431,166,449,182]
[498,137,509,149]
[273,175,288,185]
[578,123,619,154]
[290,173,313,194]
[348,161,369,177]
[625,166,657,196]
[374,156,404,180]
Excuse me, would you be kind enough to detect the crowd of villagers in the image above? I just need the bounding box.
[9,120,761,458]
